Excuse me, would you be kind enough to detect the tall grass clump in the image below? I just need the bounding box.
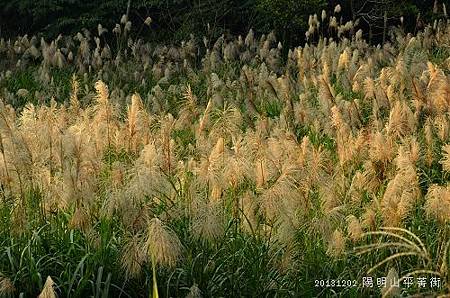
[0,5,449,297]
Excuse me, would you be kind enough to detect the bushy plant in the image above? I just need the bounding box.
[0,6,449,298]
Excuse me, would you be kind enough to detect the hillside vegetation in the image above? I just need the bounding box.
[0,7,450,297]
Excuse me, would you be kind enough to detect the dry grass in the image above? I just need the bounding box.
[0,8,449,297]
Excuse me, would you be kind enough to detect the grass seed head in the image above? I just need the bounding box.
[145,218,182,267]
[38,276,57,298]
[0,275,15,296]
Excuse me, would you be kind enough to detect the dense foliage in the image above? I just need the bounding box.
[0,4,449,298]
[0,0,446,45]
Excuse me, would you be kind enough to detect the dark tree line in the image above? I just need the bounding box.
[0,0,447,46]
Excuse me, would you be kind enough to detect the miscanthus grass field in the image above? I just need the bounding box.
[0,7,450,298]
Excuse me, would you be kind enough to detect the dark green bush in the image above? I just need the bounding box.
[254,0,327,47]
[0,0,444,47]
